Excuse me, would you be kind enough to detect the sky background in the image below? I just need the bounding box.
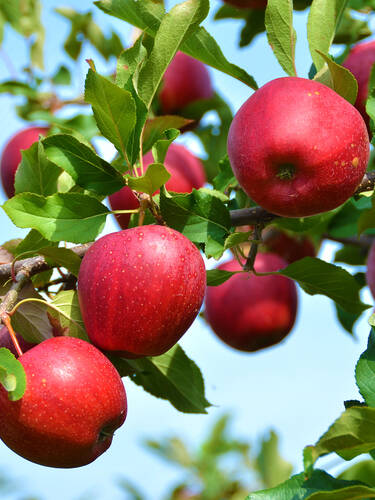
[0,1,373,499]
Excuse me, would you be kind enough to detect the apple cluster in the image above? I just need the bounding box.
[0,35,374,471]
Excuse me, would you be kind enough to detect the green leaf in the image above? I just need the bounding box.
[84,69,137,162]
[2,192,109,244]
[6,283,54,343]
[265,0,297,76]
[113,344,211,413]
[42,134,124,196]
[338,459,375,486]
[213,156,237,193]
[224,231,251,250]
[15,142,61,197]
[307,0,348,72]
[333,9,372,45]
[126,163,171,195]
[38,247,82,277]
[334,245,366,266]
[206,269,239,286]
[356,328,375,407]
[255,430,293,488]
[367,64,375,135]
[275,209,338,233]
[15,229,56,257]
[49,290,89,340]
[51,65,71,85]
[314,51,358,104]
[142,116,192,154]
[136,0,209,108]
[247,469,364,500]
[0,80,38,98]
[0,348,26,401]
[95,0,258,89]
[160,187,231,251]
[358,198,375,235]
[335,302,361,336]
[277,257,369,314]
[309,406,375,463]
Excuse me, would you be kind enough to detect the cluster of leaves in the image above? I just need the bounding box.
[120,415,293,500]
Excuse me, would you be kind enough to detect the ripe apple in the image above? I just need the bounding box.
[205,253,297,352]
[77,225,206,357]
[0,326,36,357]
[223,0,267,8]
[159,52,214,115]
[1,127,48,198]
[262,228,316,263]
[108,143,206,229]
[366,242,375,299]
[227,77,369,218]
[343,40,375,132]
[0,336,127,468]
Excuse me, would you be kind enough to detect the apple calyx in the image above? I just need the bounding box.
[277,163,296,180]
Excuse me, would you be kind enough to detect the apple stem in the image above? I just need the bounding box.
[1,315,23,357]
[243,223,264,272]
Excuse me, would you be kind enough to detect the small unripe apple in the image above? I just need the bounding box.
[227,77,369,218]
[108,143,206,229]
[0,326,36,357]
[1,127,48,198]
[159,52,214,115]
[343,40,375,132]
[222,0,267,8]
[0,336,127,468]
[366,242,375,300]
[78,225,206,357]
[205,253,297,352]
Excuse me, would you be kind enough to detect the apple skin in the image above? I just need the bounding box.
[159,52,214,115]
[343,40,375,132]
[262,228,316,264]
[0,326,36,357]
[0,336,127,468]
[227,77,369,218]
[77,225,206,357]
[205,253,297,352]
[223,0,267,8]
[1,127,48,198]
[108,143,206,229]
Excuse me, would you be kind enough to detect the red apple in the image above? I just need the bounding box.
[205,253,297,352]
[159,52,214,115]
[0,326,36,357]
[223,0,267,8]
[343,40,375,132]
[77,225,206,357]
[262,228,316,264]
[1,127,48,198]
[108,143,206,229]
[366,242,375,300]
[0,336,127,468]
[227,77,369,218]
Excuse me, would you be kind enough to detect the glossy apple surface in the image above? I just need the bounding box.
[0,326,36,357]
[0,336,127,468]
[366,242,375,299]
[159,52,214,115]
[227,77,369,217]
[343,40,375,132]
[78,225,206,357]
[223,0,267,8]
[1,127,48,198]
[205,253,297,352]
[108,143,206,229]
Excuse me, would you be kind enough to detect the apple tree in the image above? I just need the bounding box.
[1,0,375,496]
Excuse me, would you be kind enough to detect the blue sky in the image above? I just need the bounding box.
[0,1,373,499]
